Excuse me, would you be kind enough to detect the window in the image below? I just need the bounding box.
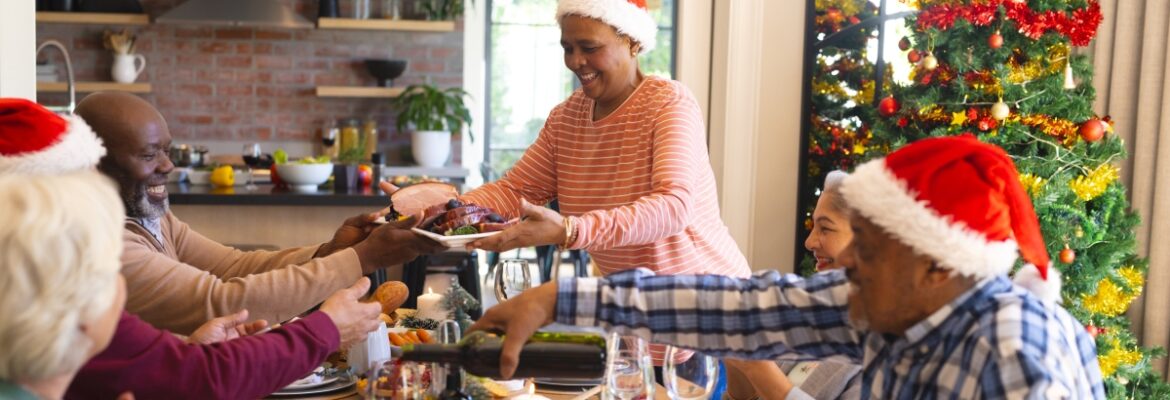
[484,0,677,178]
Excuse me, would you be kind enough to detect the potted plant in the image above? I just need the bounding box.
[393,84,472,168]
[415,0,467,21]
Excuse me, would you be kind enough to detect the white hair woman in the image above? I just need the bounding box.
[0,171,126,399]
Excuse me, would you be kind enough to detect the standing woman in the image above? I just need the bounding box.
[461,0,752,361]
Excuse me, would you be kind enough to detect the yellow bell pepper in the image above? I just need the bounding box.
[210,165,235,187]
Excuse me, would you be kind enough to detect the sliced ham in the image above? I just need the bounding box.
[390,182,459,219]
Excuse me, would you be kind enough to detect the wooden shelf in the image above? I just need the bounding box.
[317,17,455,32]
[37,81,152,93]
[316,86,404,98]
[36,12,150,25]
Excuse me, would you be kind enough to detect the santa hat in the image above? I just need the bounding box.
[556,0,658,54]
[0,98,105,174]
[839,134,1060,302]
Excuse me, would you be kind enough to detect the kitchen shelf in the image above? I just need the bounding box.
[36,12,150,25]
[315,86,404,98]
[383,166,470,179]
[37,81,152,93]
[316,17,455,32]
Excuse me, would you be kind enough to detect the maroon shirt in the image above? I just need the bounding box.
[67,311,339,399]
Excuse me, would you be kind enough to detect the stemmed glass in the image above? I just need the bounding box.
[365,360,426,400]
[241,143,261,191]
[664,346,718,400]
[493,258,539,303]
[429,320,462,397]
[606,332,655,400]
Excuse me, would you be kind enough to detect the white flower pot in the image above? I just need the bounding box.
[411,130,451,167]
[111,54,146,84]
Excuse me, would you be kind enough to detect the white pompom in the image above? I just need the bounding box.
[1013,265,1062,303]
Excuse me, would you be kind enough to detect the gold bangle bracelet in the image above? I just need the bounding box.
[562,216,574,249]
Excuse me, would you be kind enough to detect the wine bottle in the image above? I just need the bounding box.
[399,331,607,380]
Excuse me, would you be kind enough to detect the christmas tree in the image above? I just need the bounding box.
[799,0,883,275]
[863,0,1168,396]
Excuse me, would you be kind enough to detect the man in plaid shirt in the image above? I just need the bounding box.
[472,136,1105,399]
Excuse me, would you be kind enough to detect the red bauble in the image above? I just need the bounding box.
[1086,325,1100,338]
[1080,118,1107,142]
[898,37,911,51]
[1060,248,1076,264]
[897,117,909,128]
[908,50,922,63]
[977,119,992,131]
[988,30,1004,49]
[848,16,860,25]
[878,96,899,117]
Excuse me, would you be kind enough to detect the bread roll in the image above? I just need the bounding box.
[374,281,410,314]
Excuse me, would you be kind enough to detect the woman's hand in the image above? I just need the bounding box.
[466,199,566,252]
[187,309,268,345]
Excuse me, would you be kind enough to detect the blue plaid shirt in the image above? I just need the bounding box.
[557,269,1105,399]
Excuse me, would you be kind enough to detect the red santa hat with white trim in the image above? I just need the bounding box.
[839,134,1060,302]
[556,0,658,54]
[0,98,105,174]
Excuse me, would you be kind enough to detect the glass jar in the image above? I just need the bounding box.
[362,118,378,162]
[339,118,361,160]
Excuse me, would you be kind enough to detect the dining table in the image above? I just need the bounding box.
[265,380,670,400]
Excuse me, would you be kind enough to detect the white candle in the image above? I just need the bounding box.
[416,288,447,322]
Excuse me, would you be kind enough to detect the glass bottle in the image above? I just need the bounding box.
[321,119,340,159]
[398,331,607,380]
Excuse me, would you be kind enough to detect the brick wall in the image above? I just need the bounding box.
[35,0,464,163]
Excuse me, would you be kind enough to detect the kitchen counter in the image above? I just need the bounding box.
[167,183,390,207]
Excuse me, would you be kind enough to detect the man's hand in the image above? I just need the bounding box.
[316,211,388,257]
[187,309,269,345]
[351,217,445,274]
[467,199,565,253]
[320,277,383,348]
[467,281,559,379]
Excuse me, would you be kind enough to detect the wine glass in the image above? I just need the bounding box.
[493,258,538,303]
[365,360,426,400]
[241,143,261,191]
[605,332,654,400]
[429,320,462,397]
[664,346,718,400]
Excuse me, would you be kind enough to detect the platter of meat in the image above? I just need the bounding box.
[408,199,516,247]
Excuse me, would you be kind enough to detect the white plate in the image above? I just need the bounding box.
[269,378,354,397]
[282,375,339,391]
[410,227,499,248]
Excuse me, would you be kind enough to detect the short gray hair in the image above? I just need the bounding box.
[822,170,850,213]
[0,171,124,382]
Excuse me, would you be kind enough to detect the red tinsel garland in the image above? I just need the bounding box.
[917,1,1102,46]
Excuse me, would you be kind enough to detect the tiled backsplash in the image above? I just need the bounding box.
[36,0,464,163]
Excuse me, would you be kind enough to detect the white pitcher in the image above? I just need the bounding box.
[111,54,146,84]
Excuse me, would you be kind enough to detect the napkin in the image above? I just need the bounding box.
[348,322,392,375]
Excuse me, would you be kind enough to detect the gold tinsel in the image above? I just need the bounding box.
[854,80,875,105]
[1015,114,1080,146]
[813,80,850,100]
[1083,267,1143,317]
[1069,164,1120,201]
[1006,44,1070,85]
[1018,173,1046,196]
[1098,338,1144,377]
[815,0,862,16]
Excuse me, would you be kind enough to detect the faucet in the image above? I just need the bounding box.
[35,40,76,114]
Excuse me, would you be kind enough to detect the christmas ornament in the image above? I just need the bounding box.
[897,117,909,128]
[988,30,1003,49]
[1075,227,1084,238]
[922,52,939,70]
[977,118,993,131]
[1064,63,1076,89]
[1080,118,1106,142]
[1086,325,1101,338]
[848,16,860,25]
[915,1,1103,46]
[878,96,899,117]
[950,111,968,126]
[898,37,911,51]
[1098,338,1143,377]
[990,100,1010,121]
[908,50,922,63]
[1060,247,1075,264]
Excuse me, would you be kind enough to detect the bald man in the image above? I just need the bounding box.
[76,91,444,334]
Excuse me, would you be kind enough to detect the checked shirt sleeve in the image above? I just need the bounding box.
[556,268,864,361]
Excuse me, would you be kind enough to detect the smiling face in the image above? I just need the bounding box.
[80,92,174,220]
[805,191,853,270]
[560,15,643,114]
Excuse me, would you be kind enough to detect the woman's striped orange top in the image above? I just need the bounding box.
[463,76,750,279]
